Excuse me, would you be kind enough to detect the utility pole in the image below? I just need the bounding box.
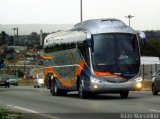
[125,15,134,27]
[16,27,18,37]
[40,30,43,47]
[80,0,83,22]
[23,40,26,75]
[12,27,18,75]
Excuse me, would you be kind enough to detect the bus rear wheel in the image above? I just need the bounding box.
[120,91,129,98]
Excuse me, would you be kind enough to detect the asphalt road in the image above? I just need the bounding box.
[0,86,160,119]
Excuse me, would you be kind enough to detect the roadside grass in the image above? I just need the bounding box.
[0,106,23,119]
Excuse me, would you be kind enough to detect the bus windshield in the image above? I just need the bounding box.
[92,33,140,79]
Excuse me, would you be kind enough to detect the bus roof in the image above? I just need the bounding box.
[44,18,138,48]
[72,18,137,34]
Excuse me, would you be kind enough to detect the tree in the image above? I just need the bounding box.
[9,36,14,46]
[1,31,6,45]
[0,58,4,69]
[30,32,39,44]
[141,39,160,57]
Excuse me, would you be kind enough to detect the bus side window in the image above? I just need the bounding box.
[61,42,76,51]
[77,41,90,67]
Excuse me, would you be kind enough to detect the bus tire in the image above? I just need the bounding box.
[51,79,61,96]
[120,91,129,98]
[78,80,87,99]
[46,75,51,89]
[50,79,53,93]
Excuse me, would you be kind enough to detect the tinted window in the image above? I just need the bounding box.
[92,33,140,79]
[77,41,90,66]
[92,34,116,66]
[44,42,76,53]
[117,34,139,65]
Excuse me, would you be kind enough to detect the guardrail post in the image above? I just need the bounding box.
[155,64,157,72]
[142,64,144,80]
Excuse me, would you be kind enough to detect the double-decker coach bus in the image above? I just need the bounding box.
[43,18,144,99]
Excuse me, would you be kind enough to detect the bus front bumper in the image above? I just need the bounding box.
[88,77,143,93]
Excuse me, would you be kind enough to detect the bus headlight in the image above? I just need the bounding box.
[136,82,142,89]
[91,77,102,83]
[133,76,143,82]
[94,85,98,89]
[137,76,143,81]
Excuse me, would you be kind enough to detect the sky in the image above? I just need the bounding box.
[0,0,160,30]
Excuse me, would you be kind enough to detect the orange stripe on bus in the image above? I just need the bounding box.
[41,55,53,59]
[44,60,85,88]
[94,71,115,77]
[94,71,127,80]
[74,60,85,77]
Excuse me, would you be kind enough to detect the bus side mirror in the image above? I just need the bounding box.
[138,31,146,47]
[86,32,94,52]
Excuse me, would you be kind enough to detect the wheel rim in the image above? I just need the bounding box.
[79,84,82,96]
[79,83,84,97]
[55,84,57,94]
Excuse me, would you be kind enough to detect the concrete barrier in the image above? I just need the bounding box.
[142,80,152,91]
[18,80,34,86]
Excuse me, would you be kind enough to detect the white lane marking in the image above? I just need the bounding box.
[7,105,60,119]
[150,109,160,113]
[7,105,38,113]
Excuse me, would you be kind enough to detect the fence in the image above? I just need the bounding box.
[140,64,160,80]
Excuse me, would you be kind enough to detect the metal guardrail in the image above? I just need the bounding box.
[140,64,160,80]
[3,65,42,70]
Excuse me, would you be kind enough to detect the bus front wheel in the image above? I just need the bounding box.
[78,80,87,99]
[120,91,129,98]
[51,80,61,96]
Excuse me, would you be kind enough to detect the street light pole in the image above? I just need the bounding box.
[80,0,83,22]
[23,40,26,74]
[12,28,16,75]
[125,15,134,27]
[12,27,18,76]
